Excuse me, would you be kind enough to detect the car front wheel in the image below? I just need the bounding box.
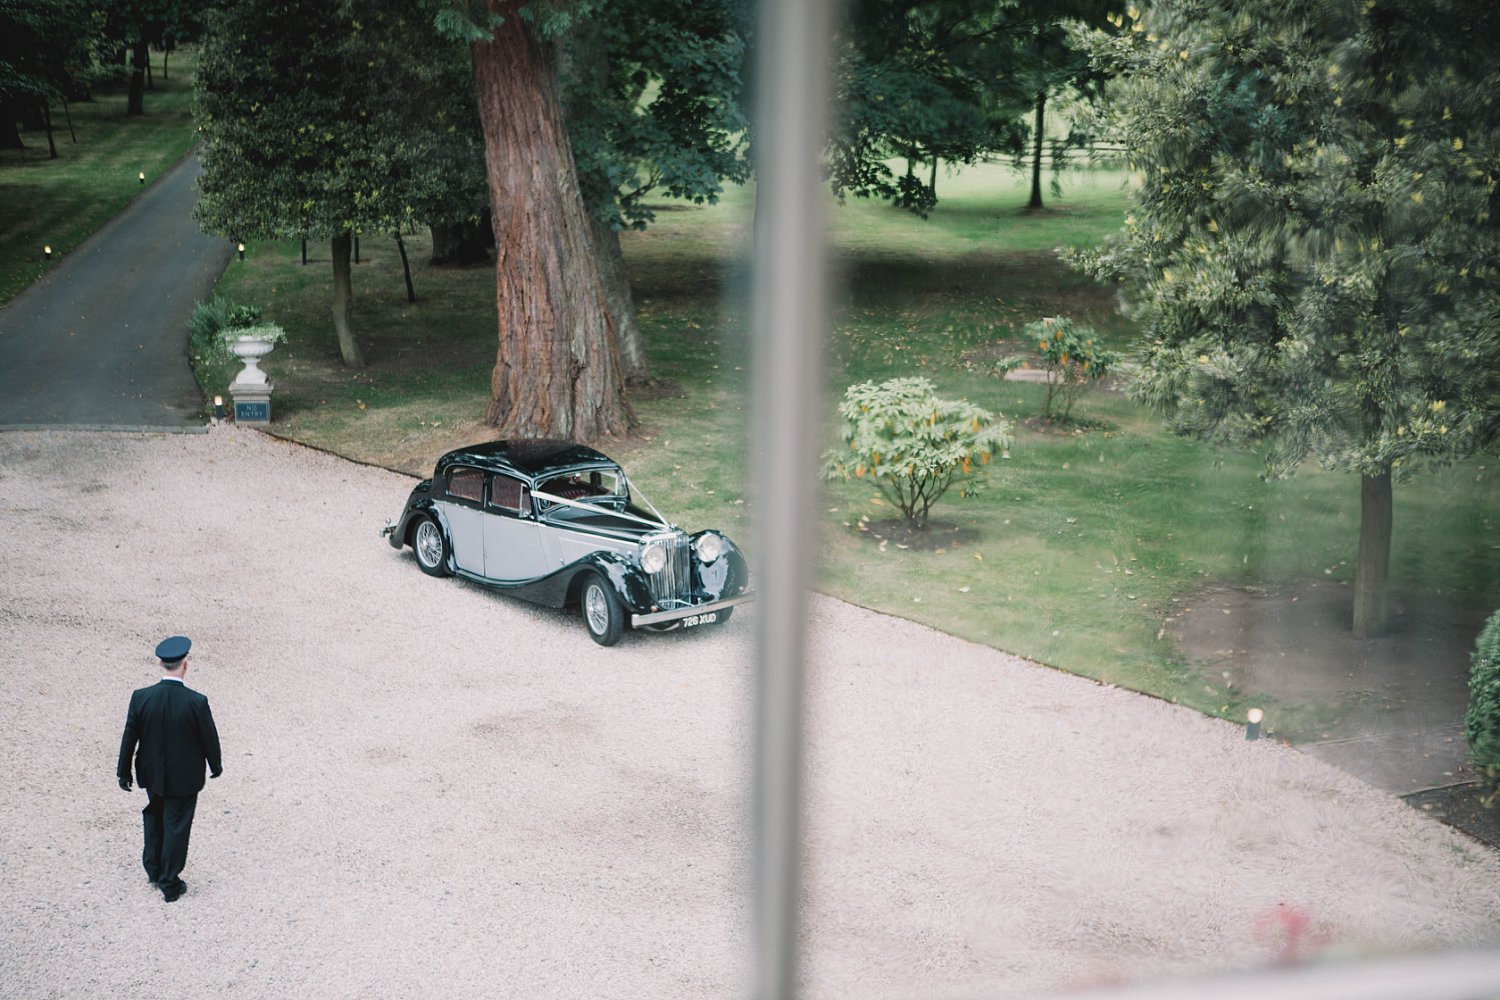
[582,572,624,647]
[412,516,451,577]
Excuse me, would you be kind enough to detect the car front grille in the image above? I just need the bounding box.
[647,532,694,609]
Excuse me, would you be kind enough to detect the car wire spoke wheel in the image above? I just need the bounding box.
[413,517,450,577]
[583,572,623,646]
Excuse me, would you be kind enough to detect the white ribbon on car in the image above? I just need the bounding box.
[530,486,675,533]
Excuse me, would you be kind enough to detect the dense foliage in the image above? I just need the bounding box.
[194,0,486,365]
[1467,611,1500,782]
[195,0,483,245]
[0,0,97,148]
[558,0,750,231]
[830,0,1114,215]
[1079,0,1500,635]
[822,377,1012,526]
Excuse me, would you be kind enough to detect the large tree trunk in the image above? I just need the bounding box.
[471,0,632,440]
[556,16,646,384]
[1353,470,1392,638]
[1028,89,1046,210]
[590,216,647,383]
[330,233,366,367]
[127,40,149,116]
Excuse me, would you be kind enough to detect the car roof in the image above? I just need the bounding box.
[435,439,619,479]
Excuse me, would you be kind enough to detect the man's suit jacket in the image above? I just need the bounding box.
[117,680,223,796]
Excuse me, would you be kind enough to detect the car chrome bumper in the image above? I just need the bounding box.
[631,592,755,628]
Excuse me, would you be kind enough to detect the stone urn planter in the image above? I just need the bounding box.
[224,323,285,424]
[230,335,276,386]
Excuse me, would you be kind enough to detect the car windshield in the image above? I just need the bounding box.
[535,466,626,503]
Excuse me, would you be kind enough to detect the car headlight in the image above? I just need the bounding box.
[641,542,668,574]
[694,532,724,564]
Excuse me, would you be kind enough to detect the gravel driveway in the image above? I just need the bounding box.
[2,427,1498,999]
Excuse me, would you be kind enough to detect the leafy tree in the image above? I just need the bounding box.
[831,0,1027,216]
[102,0,196,116]
[195,0,486,367]
[829,0,1114,216]
[0,0,96,152]
[822,377,1012,527]
[1079,0,1500,637]
[1001,0,1114,210]
[556,0,750,381]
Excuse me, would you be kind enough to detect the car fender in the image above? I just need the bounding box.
[405,499,457,572]
[564,550,653,614]
[691,530,750,601]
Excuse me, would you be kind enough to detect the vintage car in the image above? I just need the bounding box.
[382,440,753,645]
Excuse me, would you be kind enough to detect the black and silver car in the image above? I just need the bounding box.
[382,440,753,645]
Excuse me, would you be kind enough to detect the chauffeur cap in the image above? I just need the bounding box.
[155,635,191,664]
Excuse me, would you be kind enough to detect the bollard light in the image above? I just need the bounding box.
[139,171,145,184]
[237,242,245,261]
[213,395,224,420]
[43,245,52,261]
[1246,707,1264,741]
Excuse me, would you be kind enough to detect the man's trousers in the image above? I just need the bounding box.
[142,791,198,892]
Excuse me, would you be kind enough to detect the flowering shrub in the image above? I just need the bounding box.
[1024,316,1117,422]
[821,377,1012,526]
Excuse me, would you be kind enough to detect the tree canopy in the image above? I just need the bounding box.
[0,0,97,149]
[195,0,487,366]
[1080,0,1500,636]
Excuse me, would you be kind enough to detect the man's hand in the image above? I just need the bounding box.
[118,777,131,791]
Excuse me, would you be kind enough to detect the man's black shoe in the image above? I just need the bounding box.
[161,881,186,902]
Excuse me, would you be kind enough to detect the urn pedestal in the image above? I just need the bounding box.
[228,337,275,424]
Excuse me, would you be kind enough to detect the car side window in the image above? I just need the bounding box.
[446,467,484,504]
[488,474,529,515]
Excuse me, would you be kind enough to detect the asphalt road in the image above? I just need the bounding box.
[0,152,232,431]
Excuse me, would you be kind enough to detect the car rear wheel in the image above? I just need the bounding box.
[413,516,451,577]
[582,572,624,647]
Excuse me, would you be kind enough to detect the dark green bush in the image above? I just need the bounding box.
[1464,610,1500,780]
[189,296,262,366]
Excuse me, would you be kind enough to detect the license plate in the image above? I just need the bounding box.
[682,612,718,629]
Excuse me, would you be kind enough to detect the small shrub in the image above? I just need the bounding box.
[189,297,263,366]
[822,377,1012,527]
[1021,316,1117,423]
[1465,610,1500,793]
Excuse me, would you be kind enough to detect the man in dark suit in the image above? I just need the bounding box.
[117,635,223,903]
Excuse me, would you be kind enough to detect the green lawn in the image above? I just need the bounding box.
[0,50,201,305]
[208,160,1500,732]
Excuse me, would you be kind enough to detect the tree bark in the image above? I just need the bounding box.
[128,40,149,116]
[43,104,57,160]
[1352,470,1392,638]
[471,0,632,440]
[394,232,416,303]
[590,215,647,383]
[1028,89,1046,210]
[330,233,366,367]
